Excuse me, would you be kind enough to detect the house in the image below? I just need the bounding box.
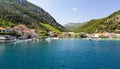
[78,32,87,38]
[30,29,39,38]
[0,27,6,32]
[93,33,103,38]
[32,33,39,38]
[18,25,28,31]
[0,27,17,40]
[22,30,31,39]
[13,25,39,39]
[49,31,54,37]
[86,34,94,38]
[109,33,120,38]
[116,34,120,38]
[62,32,76,38]
[48,31,58,37]
[68,32,76,38]
[0,25,39,39]
[62,32,67,36]
[62,32,69,38]
[6,28,14,33]
[13,27,22,35]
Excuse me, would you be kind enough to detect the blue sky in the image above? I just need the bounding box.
[28,0,120,25]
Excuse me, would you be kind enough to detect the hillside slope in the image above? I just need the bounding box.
[74,10,120,33]
[0,0,65,32]
[64,23,86,32]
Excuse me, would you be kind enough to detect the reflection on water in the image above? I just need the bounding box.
[0,44,5,55]
[0,40,5,43]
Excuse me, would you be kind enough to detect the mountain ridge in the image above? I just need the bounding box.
[65,10,120,33]
[0,0,65,32]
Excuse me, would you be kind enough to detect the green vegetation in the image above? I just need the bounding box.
[99,35,109,38]
[75,18,105,33]
[67,10,120,33]
[39,31,49,37]
[64,23,85,32]
[0,19,16,28]
[40,23,61,33]
[0,0,65,34]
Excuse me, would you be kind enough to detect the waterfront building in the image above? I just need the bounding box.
[0,27,6,32]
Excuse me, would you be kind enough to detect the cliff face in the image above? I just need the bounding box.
[15,0,28,5]
[0,0,65,31]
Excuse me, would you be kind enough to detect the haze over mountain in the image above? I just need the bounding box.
[64,22,86,32]
[0,0,65,32]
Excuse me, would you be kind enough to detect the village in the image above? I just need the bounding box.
[61,32,120,39]
[0,25,39,43]
[0,24,120,43]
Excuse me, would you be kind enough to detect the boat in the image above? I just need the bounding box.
[14,39,33,43]
[53,37,59,40]
[46,37,52,42]
[0,37,7,40]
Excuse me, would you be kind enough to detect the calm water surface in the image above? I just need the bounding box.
[0,39,120,69]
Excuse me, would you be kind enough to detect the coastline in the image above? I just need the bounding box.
[0,37,120,44]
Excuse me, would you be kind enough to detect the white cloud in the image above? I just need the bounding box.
[72,8,78,11]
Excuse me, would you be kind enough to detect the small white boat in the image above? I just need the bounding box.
[0,37,7,40]
[46,37,52,42]
[14,40,24,43]
[24,39,32,42]
[53,37,59,40]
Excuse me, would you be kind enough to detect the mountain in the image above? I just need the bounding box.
[64,23,86,32]
[70,10,120,33]
[0,0,65,32]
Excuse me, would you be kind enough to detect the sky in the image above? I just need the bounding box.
[28,0,120,25]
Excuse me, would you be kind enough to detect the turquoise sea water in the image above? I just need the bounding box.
[0,39,120,69]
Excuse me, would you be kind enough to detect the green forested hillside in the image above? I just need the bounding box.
[70,10,120,33]
[64,23,85,32]
[40,23,61,33]
[75,18,106,33]
[0,0,65,32]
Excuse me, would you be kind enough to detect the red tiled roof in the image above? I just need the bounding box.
[0,27,5,30]
[22,30,31,33]
[19,25,27,28]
